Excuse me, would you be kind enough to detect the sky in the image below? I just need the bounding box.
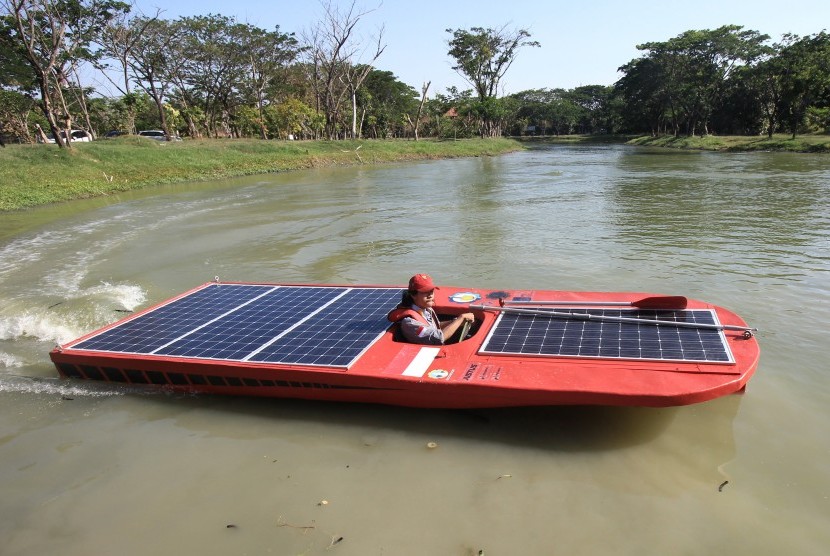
[130,0,830,96]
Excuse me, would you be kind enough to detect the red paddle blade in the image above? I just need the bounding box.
[632,296,688,310]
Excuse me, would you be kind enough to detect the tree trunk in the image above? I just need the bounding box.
[34,123,49,144]
[256,84,268,139]
[71,67,96,139]
[38,81,66,148]
[258,102,269,140]
[351,88,358,139]
[147,80,171,140]
[411,81,430,141]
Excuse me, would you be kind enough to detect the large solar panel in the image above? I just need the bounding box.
[480,308,734,363]
[249,288,404,367]
[69,284,402,368]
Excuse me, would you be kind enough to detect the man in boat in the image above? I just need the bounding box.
[387,274,475,344]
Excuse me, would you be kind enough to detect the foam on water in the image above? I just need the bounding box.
[0,282,146,347]
[0,351,22,368]
[0,375,123,397]
[0,207,156,381]
[0,307,77,344]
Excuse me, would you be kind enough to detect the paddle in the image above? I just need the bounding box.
[470,303,757,334]
[458,319,471,341]
[499,295,688,310]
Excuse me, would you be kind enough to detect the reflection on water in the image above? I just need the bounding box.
[610,150,830,280]
[1,145,829,555]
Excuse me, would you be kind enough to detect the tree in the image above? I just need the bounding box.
[264,97,322,139]
[428,86,475,138]
[508,88,596,135]
[357,68,418,138]
[771,32,830,137]
[127,16,179,139]
[716,62,773,136]
[95,7,160,133]
[629,25,770,136]
[0,11,36,92]
[407,81,429,141]
[446,25,539,136]
[615,56,675,135]
[177,15,248,138]
[465,96,511,137]
[1,0,129,147]
[0,89,38,142]
[303,0,385,139]
[236,23,304,139]
[100,13,309,140]
[568,85,614,133]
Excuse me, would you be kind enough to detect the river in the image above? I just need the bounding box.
[1,143,828,555]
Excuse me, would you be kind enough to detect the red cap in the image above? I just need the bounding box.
[408,273,436,292]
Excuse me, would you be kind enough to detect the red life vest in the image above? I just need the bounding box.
[387,307,430,325]
[388,307,443,343]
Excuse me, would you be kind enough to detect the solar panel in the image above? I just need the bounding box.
[249,288,404,367]
[71,284,275,354]
[155,286,344,360]
[69,284,402,368]
[479,308,733,363]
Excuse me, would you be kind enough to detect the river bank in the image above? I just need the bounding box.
[0,137,523,212]
[519,133,830,152]
[4,133,829,212]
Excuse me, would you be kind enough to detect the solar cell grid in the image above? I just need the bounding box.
[71,284,275,353]
[250,288,403,367]
[68,284,402,369]
[156,286,343,359]
[480,308,733,363]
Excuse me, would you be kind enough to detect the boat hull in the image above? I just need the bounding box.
[50,282,760,408]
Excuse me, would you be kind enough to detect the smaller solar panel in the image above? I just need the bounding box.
[480,308,733,363]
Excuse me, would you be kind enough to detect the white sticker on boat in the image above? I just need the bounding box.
[402,347,441,377]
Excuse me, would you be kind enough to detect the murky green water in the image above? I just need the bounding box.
[1,144,828,555]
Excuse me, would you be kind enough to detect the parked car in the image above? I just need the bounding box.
[138,130,182,141]
[40,129,92,143]
[104,130,127,138]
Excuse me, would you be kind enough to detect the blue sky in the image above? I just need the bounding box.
[133,0,830,95]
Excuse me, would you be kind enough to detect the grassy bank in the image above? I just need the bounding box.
[0,137,522,212]
[628,133,830,152]
[514,134,635,144]
[516,133,830,152]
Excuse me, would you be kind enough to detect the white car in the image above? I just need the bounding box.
[41,129,92,143]
[138,130,182,141]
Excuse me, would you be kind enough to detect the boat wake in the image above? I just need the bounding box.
[0,281,147,377]
[0,374,124,397]
[0,351,22,369]
[0,282,146,347]
[1,214,149,372]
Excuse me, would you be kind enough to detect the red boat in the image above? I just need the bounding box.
[50,281,760,408]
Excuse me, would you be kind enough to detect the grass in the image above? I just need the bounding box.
[516,133,830,152]
[515,134,637,144]
[0,136,523,211]
[626,133,830,152]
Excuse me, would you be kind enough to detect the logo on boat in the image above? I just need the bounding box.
[462,363,478,381]
[428,369,449,379]
[449,292,481,303]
